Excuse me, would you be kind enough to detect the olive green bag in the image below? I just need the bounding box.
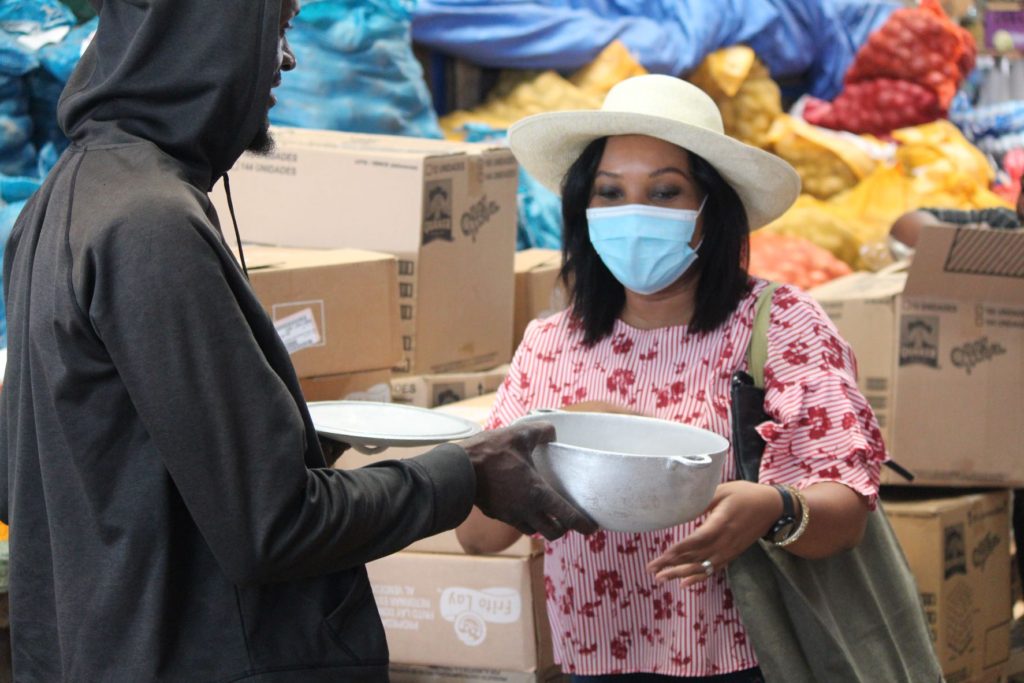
[726,283,944,683]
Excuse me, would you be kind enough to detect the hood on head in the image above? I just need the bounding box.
[59,0,281,190]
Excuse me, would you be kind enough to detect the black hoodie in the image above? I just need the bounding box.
[0,1,476,680]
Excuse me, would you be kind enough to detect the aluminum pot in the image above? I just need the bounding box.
[514,411,728,533]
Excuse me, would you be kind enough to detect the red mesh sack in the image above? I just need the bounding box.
[844,0,975,110]
[803,78,943,136]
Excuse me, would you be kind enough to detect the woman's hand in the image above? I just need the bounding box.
[646,481,781,588]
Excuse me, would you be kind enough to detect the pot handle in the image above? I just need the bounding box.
[528,408,561,416]
[668,454,712,469]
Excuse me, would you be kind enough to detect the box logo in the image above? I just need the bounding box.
[423,180,453,244]
[944,523,967,579]
[440,586,521,647]
[950,337,1007,375]
[972,531,1000,570]
[460,195,500,242]
[899,316,940,368]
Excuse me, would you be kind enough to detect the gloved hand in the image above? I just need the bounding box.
[460,422,598,541]
[318,435,350,467]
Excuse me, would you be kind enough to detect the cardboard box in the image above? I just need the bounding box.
[884,489,1012,683]
[367,553,553,672]
[405,529,540,558]
[514,249,568,349]
[810,225,1024,487]
[243,245,400,379]
[390,664,565,683]
[299,368,392,403]
[432,391,500,427]
[213,128,518,376]
[391,366,509,408]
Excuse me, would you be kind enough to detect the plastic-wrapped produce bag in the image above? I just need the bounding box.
[31,18,97,153]
[0,0,78,163]
[0,30,38,177]
[271,0,442,138]
[0,0,75,37]
[0,173,43,346]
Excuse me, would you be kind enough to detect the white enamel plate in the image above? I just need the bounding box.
[307,401,482,454]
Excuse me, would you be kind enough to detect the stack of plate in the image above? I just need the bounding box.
[307,401,482,454]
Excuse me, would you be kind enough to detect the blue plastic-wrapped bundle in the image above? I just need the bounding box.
[37,17,96,83]
[514,168,563,250]
[27,71,62,150]
[0,26,37,76]
[31,18,97,153]
[948,85,1024,168]
[271,0,442,138]
[0,1,78,170]
[0,31,38,177]
[950,95,1024,143]
[0,0,75,35]
[0,172,43,346]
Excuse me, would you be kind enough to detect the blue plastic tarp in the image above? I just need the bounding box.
[37,17,96,82]
[0,173,41,346]
[0,0,75,37]
[412,0,899,100]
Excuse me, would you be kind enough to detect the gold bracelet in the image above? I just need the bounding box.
[775,485,810,548]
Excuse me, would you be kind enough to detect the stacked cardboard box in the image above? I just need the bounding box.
[513,249,568,350]
[213,128,519,377]
[243,245,400,398]
[386,246,567,410]
[812,224,1024,682]
[884,490,1013,683]
[390,366,509,408]
[367,553,552,674]
[811,225,1024,487]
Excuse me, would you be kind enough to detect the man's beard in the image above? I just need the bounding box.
[246,113,276,156]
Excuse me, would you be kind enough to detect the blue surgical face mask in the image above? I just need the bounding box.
[586,200,706,295]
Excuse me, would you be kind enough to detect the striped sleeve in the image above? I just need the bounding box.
[754,285,886,504]
[483,321,535,431]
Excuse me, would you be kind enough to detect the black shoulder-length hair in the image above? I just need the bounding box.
[559,136,752,346]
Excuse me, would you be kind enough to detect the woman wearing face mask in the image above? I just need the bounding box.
[457,75,887,683]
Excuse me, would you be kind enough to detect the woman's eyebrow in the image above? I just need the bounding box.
[650,167,689,179]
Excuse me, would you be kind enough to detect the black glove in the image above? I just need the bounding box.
[460,421,598,540]
[318,435,351,467]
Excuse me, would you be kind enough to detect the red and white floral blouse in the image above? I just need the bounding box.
[483,279,887,677]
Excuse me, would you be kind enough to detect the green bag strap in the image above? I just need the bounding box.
[746,282,782,389]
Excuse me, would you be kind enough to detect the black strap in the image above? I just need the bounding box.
[735,282,914,483]
[222,173,249,281]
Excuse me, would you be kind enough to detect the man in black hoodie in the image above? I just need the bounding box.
[0,1,594,681]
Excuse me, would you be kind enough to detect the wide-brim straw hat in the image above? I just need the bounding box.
[507,74,801,229]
